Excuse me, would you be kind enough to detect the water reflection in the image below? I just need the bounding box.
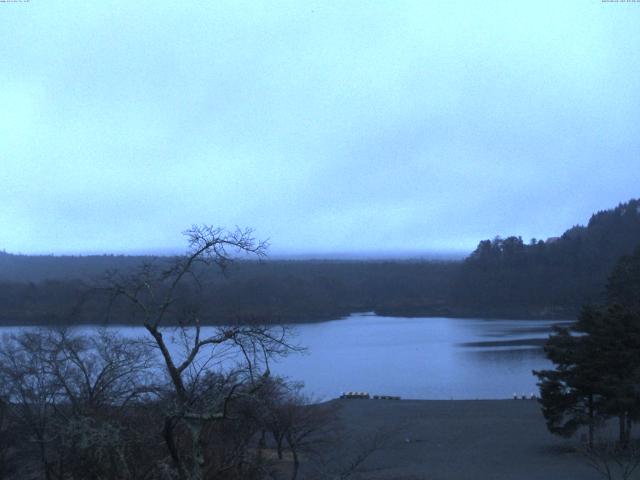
[465,346,546,359]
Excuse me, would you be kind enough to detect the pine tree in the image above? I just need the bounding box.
[535,252,640,448]
[607,246,640,313]
[534,321,601,447]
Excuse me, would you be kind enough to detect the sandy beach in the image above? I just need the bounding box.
[325,399,602,480]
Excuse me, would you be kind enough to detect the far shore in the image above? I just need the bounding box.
[0,309,577,328]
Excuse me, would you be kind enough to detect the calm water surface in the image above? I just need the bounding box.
[274,313,571,400]
[0,313,572,400]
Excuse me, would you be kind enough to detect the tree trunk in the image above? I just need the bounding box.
[257,429,266,462]
[588,395,594,449]
[622,412,631,448]
[187,420,205,480]
[163,417,190,480]
[619,413,628,448]
[117,447,133,480]
[290,447,299,480]
[37,437,52,480]
[276,436,284,460]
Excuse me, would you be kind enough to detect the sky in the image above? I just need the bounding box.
[1,1,639,257]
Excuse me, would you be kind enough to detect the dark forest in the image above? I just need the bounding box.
[1,199,639,326]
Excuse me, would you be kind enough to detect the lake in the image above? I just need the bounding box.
[0,313,571,400]
[273,313,571,400]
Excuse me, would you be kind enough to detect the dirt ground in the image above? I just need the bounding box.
[320,399,605,480]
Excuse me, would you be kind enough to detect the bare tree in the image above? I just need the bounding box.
[44,329,158,480]
[581,441,640,480]
[304,422,404,480]
[0,331,61,480]
[102,225,299,480]
[0,328,159,480]
[0,384,16,479]
[259,382,338,480]
[43,329,157,413]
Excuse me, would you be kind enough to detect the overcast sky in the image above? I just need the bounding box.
[1,1,639,257]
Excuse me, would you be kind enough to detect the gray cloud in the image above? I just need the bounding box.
[0,1,638,255]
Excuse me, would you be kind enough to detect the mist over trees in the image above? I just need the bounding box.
[0,261,459,326]
[1,198,639,325]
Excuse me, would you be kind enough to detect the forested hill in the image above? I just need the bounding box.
[451,198,640,318]
[0,198,639,325]
[0,252,150,283]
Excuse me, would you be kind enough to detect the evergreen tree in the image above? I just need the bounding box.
[575,305,640,447]
[607,246,640,313]
[535,248,640,447]
[534,321,601,447]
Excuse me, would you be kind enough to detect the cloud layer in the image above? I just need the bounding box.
[1,1,639,255]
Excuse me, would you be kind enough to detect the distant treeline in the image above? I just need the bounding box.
[0,260,459,325]
[1,198,640,325]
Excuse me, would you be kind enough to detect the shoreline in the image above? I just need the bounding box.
[0,310,577,328]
